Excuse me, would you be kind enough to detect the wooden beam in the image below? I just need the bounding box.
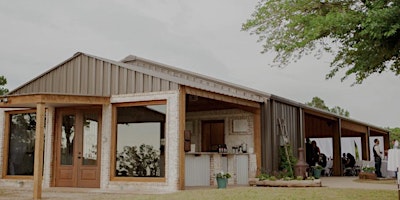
[178,86,186,190]
[1,94,109,107]
[341,120,367,133]
[253,108,262,175]
[33,103,45,200]
[303,109,337,121]
[369,127,389,136]
[185,87,260,109]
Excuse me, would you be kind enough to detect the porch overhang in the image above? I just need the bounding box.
[0,94,110,108]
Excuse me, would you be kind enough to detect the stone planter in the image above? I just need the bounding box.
[248,178,322,187]
[358,172,377,180]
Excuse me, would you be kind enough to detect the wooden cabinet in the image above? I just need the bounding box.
[201,120,224,152]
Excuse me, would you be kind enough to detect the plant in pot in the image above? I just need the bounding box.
[359,166,377,179]
[311,165,324,179]
[215,171,231,189]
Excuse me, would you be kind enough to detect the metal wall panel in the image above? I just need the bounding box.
[9,54,178,97]
[236,155,249,185]
[263,99,301,173]
[185,155,210,186]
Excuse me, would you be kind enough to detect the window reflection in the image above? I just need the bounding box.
[115,104,166,177]
[7,112,36,175]
[83,113,98,165]
[61,115,75,165]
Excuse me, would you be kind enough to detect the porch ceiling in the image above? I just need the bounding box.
[186,95,239,112]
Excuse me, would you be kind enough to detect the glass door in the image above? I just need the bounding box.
[54,108,101,188]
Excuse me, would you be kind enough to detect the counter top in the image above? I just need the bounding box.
[185,152,251,155]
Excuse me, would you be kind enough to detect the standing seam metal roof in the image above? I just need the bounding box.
[7,52,270,103]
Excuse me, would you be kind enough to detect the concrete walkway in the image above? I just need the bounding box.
[321,176,397,190]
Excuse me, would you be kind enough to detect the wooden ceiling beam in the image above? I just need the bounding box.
[0,94,109,107]
[185,87,261,109]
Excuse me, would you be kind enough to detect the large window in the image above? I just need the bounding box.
[114,101,166,178]
[5,110,37,176]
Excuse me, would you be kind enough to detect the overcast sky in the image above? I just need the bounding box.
[0,0,398,128]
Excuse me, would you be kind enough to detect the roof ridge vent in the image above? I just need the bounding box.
[120,55,137,63]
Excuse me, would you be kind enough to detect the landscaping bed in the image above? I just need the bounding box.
[248,178,322,187]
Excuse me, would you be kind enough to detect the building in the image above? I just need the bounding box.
[0,52,389,198]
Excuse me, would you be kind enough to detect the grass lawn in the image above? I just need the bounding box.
[2,186,396,200]
[125,187,396,200]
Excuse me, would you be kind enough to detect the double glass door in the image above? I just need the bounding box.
[55,108,101,188]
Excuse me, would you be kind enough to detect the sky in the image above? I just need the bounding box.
[0,0,398,128]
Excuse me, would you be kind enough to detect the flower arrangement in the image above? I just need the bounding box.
[215,171,232,179]
[311,165,324,170]
[362,166,375,173]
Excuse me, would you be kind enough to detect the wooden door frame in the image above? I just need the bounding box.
[52,107,102,188]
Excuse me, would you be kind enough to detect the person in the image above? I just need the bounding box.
[345,153,356,168]
[343,153,356,176]
[318,153,327,168]
[392,139,399,149]
[310,140,320,167]
[373,139,384,178]
[341,153,347,166]
[305,138,312,166]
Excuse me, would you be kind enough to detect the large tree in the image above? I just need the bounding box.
[0,75,9,95]
[242,0,400,84]
[306,96,350,117]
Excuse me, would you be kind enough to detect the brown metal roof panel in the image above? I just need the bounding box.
[7,52,267,102]
[120,54,270,102]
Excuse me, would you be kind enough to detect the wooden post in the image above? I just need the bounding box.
[33,103,45,200]
[253,108,261,175]
[178,86,186,190]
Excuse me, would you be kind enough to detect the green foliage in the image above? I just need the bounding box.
[389,127,400,147]
[116,144,160,177]
[306,96,329,111]
[279,145,297,178]
[242,0,400,84]
[282,176,293,181]
[312,165,324,170]
[269,176,277,181]
[256,173,270,181]
[306,96,350,117]
[216,171,232,179]
[0,75,9,95]
[362,166,375,173]
[330,106,350,117]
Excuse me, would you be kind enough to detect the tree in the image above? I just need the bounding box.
[306,96,350,117]
[242,0,400,84]
[330,106,350,117]
[0,75,9,95]
[306,97,329,111]
[389,127,400,147]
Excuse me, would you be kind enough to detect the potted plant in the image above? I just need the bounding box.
[359,166,377,180]
[215,171,231,189]
[311,165,324,179]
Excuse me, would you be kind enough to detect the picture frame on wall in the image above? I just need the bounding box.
[232,118,249,134]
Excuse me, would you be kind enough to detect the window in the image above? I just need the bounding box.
[114,101,166,178]
[5,110,36,176]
